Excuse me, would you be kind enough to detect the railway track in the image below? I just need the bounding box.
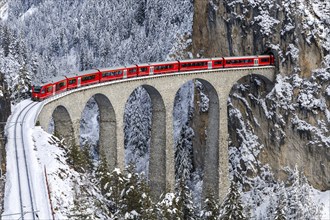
[2,100,51,220]
[13,101,38,220]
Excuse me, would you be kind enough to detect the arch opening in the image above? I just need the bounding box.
[173,79,219,205]
[227,74,275,188]
[124,85,166,199]
[80,94,117,171]
[52,105,74,145]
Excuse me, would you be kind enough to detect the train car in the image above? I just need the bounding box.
[126,65,138,78]
[150,61,180,75]
[211,57,225,69]
[32,76,67,101]
[257,55,273,66]
[78,69,101,87]
[54,78,67,94]
[32,82,55,101]
[223,56,259,68]
[179,58,211,72]
[66,75,79,90]
[99,66,125,82]
[137,64,151,76]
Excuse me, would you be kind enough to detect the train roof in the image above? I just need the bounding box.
[179,58,210,63]
[223,55,263,60]
[50,75,66,83]
[137,63,150,67]
[126,64,138,68]
[211,57,224,60]
[150,60,179,66]
[98,66,126,72]
[65,69,99,78]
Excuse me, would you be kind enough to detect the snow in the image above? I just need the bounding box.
[2,100,82,219]
[3,100,52,219]
[313,190,330,220]
[0,2,8,20]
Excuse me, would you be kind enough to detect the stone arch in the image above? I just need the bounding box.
[173,79,220,199]
[124,85,166,200]
[233,73,275,98]
[195,79,220,198]
[52,105,74,145]
[91,93,117,171]
[227,73,275,178]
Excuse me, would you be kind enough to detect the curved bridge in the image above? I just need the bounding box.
[37,66,275,200]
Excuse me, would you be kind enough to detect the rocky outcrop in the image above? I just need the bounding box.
[192,0,327,77]
[228,73,329,190]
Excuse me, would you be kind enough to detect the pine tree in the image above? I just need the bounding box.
[200,193,220,220]
[175,178,196,220]
[175,124,194,182]
[219,181,246,220]
[274,183,287,220]
[120,165,155,219]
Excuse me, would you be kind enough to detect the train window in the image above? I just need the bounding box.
[33,86,42,93]
[56,81,66,91]
[68,79,76,84]
[47,86,53,92]
[102,70,123,77]
[82,75,96,81]
[214,61,222,65]
[261,58,269,62]
[140,67,148,72]
[128,68,137,73]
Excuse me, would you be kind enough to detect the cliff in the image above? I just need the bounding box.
[192,0,330,190]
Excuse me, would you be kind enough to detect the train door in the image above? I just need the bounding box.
[208,61,212,69]
[77,77,81,87]
[150,66,154,75]
[123,69,127,79]
[52,85,56,96]
[254,59,259,66]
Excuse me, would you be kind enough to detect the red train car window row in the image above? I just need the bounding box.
[226,59,253,64]
[128,68,137,74]
[102,70,123,77]
[82,75,96,82]
[181,62,207,67]
[214,61,223,65]
[154,65,174,70]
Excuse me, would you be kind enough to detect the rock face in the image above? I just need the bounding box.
[191,0,330,190]
[228,73,329,191]
[192,0,326,77]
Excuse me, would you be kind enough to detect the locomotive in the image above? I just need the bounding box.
[31,55,275,101]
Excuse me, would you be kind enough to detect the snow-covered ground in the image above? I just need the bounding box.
[1,100,70,219]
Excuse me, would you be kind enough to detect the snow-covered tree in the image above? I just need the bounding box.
[124,87,151,175]
[274,183,287,220]
[175,123,194,182]
[200,194,220,220]
[220,181,246,220]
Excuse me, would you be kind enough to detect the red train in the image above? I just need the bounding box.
[31,55,274,101]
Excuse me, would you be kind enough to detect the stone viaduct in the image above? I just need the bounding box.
[37,66,275,200]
